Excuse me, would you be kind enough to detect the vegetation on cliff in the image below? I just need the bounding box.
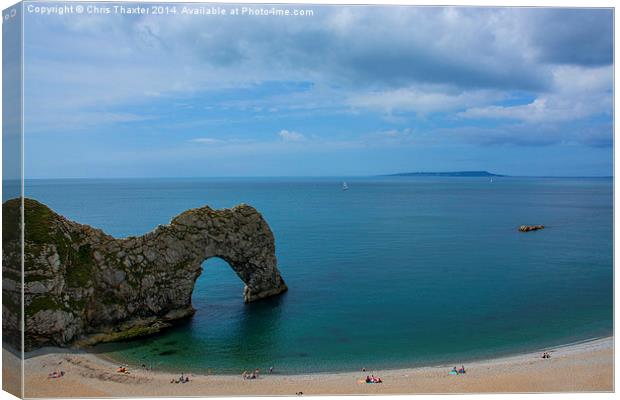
[2,198,287,351]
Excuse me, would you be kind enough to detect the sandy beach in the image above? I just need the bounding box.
[1,336,612,397]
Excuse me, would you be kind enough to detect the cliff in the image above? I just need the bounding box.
[2,198,287,351]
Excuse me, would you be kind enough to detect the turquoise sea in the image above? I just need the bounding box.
[25,177,612,374]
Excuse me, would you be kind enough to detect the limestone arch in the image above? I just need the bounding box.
[8,198,288,350]
[163,203,288,304]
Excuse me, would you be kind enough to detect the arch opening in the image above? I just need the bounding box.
[191,257,245,315]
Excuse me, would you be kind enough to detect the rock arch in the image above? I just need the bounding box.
[2,198,287,350]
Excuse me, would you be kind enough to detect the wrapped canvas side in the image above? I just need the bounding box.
[2,2,24,398]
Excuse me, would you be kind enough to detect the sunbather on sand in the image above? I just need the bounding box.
[365,375,383,383]
[47,371,64,379]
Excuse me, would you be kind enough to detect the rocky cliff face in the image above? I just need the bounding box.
[2,198,287,351]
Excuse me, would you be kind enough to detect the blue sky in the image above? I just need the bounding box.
[21,4,613,178]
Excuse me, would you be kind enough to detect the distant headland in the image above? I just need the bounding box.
[385,171,506,177]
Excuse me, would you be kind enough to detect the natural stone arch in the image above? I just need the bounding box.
[2,198,287,351]
[147,203,288,305]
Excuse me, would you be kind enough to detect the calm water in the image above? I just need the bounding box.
[25,177,613,373]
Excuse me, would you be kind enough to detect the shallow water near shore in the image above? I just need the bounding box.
[25,176,613,374]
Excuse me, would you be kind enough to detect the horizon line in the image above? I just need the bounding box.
[3,174,613,180]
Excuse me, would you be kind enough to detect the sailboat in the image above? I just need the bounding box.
[342,182,349,191]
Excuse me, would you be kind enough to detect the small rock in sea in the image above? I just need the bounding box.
[519,225,545,232]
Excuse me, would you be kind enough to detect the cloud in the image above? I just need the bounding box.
[371,128,417,145]
[348,85,503,115]
[24,7,612,113]
[190,138,225,145]
[24,110,154,133]
[428,120,612,149]
[458,65,612,123]
[378,128,412,138]
[551,64,613,94]
[278,130,306,142]
[521,8,613,66]
[22,6,613,155]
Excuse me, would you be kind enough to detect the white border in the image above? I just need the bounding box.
[0,1,616,400]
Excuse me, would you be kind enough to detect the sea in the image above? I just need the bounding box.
[23,176,613,374]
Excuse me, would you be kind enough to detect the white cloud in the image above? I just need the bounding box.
[23,6,612,153]
[348,85,504,115]
[190,138,225,145]
[278,130,306,142]
[552,65,612,94]
[459,65,612,123]
[24,110,154,133]
[378,128,412,138]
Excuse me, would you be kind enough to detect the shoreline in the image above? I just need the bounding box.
[90,334,613,376]
[4,336,612,397]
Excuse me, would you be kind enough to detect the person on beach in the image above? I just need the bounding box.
[117,366,129,374]
[242,370,249,380]
[171,373,189,384]
[365,375,382,383]
[269,366,274,374]
[48,370,64,379]
[254,368,260,378]
[458,365,466,374]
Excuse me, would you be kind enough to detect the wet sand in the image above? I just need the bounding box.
[3,336,613,397]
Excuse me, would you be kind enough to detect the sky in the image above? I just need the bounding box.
[20,4,613,178]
